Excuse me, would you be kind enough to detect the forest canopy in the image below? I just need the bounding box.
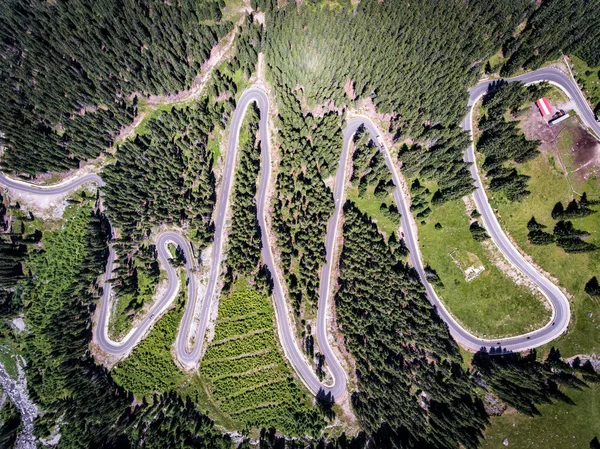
[2,0,600,447]
[0,0,231,174]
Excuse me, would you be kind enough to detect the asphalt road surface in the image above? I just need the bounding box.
[96,232,196,355]
[1,67,595,396]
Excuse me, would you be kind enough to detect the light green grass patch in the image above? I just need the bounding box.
[208,132,222,163]
[459,346,474,372]
[487,49,506,74]
[222,0,245,22]
[196,283,323,436]
[0,344,19,378]
[346,185,399,238]
[111,288,186,397]
[545,85,570,104]
[417,196,550,338]
[109,268,159,338]
[482,381,600,449]
[571,55,600,113]
[134,103,176,137]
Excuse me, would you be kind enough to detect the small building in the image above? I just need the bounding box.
[536,97,552,117]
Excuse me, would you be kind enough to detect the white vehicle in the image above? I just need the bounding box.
[376,135,385,147]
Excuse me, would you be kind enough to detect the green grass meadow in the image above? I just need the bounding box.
[417,196,550,338]
[480,119,600,356]
[346,184,400,238]
[483,381,600,449]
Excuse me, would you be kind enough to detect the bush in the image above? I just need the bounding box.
[585,277,600,297]
[470,221,490,241]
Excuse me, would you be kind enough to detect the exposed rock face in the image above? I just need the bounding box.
[483,392,507,416]
[0,359,38,449]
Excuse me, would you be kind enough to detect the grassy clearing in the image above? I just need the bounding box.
[482,381,600,449]
[545,85,570,104]
[571,55,600,114]
[346,185,399,238]
[458,346,474,371]
[134,103,176,137]
[194,283,324,436]
[109,268,160,338]
[208,132,222,163]
[479,118,600,356]
[0,344,18,378]
[487,49,506,74]
[417,193,550,338]
[111,286,186,397]
[222,0,246,22]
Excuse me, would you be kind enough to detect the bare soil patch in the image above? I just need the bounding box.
[570,125,600,183]
[521,104,600,183]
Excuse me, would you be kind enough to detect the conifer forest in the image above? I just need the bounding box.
[1,0,600,448]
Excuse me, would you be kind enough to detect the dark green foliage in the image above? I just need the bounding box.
[224,103,271,295]
[0,400,21,449]
[251,430,371,449]
[401,136,475,205]
[487,167,531,201]
[585,277,600,297]
[469,221,490,241]
[473,348,590,417]
[581,192,600,206]
[336,201,487,449]
[315,388,335,420]
[169,245,187,268]
[262,0,530,205]
[351,129,389,190]
[102,100,219,316]
[551,201,565,219]
[226,104,262,281]
[9,201,229,448]
[551,198,597,220]
[263,0,528,130]
[554,220,597,253]
[103,101,217,241]
[477,82,544,201]
[351,128,403,227]
[424,265,444,288]
[591,436,600,449]
[527,216,595,251]
[209,68,239,100]
[410,178,434,218]
[528,230,555,246]
[387,232,409,259]
[271,89,343,314]
[19,205,134,446]
[501,0,600,75]
[379,203,400,221]
[125,393,231,449]
[527,217,555,245]
[0,195,41,317]
[230,14,265,79]
[0,0,232,175]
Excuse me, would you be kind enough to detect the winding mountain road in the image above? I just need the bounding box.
[1,66,595,399]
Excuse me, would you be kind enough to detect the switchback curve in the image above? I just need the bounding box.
[1,67,593,399]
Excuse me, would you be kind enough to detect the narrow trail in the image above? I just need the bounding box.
[1,66,594,399]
